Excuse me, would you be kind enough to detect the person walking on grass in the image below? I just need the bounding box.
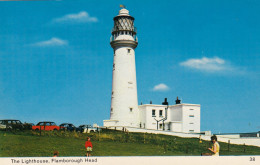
[208,135,220,156]
[85,137,93,157]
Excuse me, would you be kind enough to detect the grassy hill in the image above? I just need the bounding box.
[0,130,260,157]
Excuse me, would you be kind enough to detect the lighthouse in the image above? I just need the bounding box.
[103,7,201,133]
[103,7,139,127]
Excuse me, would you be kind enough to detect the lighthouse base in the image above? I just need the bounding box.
[103,119,139,128]
[103,119,119,127]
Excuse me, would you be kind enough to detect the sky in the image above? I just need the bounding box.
[0,0,259,134]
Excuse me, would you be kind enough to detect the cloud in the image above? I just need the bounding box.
[179,57,248,75]
[152,83,170,92]
[31,37,68,47]
[53,11,98,23]
[180,57,231,72]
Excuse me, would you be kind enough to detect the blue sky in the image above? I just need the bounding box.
[0,0,259,133]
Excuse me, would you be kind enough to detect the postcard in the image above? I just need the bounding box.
[0,0,259,165]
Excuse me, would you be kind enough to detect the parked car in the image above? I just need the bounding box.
[59,123,76,131]
[32,121,62,131]
[23,123,34,130]
[0,119,24,130]
[76,124,99,133]
[0,122,6,130]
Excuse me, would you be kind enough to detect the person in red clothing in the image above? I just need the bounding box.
[85,137,93,157]
[53,151,59,157]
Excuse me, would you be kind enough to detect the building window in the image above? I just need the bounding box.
[189,123,194,124]
[159,110,163,117]
[113,63,115,70]
[127,49,131,53]
[190,109,194,110]
[189,115,194,117]
[159,124,163,129]
[152,109,156,117]
[130,108,133,112]
[189,130,194,132]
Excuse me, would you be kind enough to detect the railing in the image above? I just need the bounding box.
[110,35,138,42]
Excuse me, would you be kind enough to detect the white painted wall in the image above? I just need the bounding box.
[182,104,200,133]
[138,105,146,128]
[125,127,260,147]
[169,105,182,121]
[139,105,168,130]
[109,46,139,127]
[216,134,240,138]
[170,122,182,132]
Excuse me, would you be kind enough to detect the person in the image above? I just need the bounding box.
[85,137,93,157]
[53,151,59,157]
[208,135,220,156]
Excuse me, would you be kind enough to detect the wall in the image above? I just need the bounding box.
[169,105,182,121]
[170,122,182,132]
[110,46,139,127]
[139,105,167,130]
[124,127,260,147]
[182,104,200,133]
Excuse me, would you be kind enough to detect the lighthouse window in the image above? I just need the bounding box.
[152,110,156,117]
[128,49,131,53]
[130,108,133,112]
[113,63,115,70]
[111,108,113,112]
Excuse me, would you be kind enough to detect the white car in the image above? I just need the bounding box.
[0,123,6,130]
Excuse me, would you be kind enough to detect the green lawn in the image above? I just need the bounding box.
[0,130,259,157]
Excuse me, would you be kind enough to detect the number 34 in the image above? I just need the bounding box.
[250,157,255,161]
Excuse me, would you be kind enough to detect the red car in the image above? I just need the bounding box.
[32,121,63,131]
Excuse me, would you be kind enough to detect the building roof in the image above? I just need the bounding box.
[139,103,200,107]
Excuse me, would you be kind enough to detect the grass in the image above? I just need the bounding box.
[0,130,260,157]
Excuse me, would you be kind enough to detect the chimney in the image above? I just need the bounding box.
[175,96,181,104]
[162,98,169,105]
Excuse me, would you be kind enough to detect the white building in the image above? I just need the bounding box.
[139,100,200,133]
[104,8,201,133]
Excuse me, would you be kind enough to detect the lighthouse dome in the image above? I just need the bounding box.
[119,8,129,16]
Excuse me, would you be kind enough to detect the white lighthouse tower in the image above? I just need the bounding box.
[103,7,139,128]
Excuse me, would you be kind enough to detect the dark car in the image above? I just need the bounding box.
[76,125,91,133]
[59,123,76,131]
[23,123,34,130]
[76,124,99,133]
[0,119,24,130]
[32,121,62,131]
